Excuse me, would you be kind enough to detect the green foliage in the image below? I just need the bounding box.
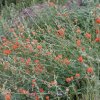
[0,0,100,100]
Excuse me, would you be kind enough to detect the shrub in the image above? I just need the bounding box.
[0,0,100,100]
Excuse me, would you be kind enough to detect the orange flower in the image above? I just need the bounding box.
[63,58,70,65]
[5,93,11,100]
[78,56,83,63]
[85,33,91,39]
[50,81,57,86]
[18,89,29,94]
[75,73,80,78]
[95,37,100,42]
[32,79,36,83]
[12,43,19,50]
[76,28,81,33]
[37,45,42,50]
[57,28,65,37]
[55,54,62,60]
[66,78,71,83]
[35,96,39,100]
[34,64,44,74]
[86,67,93,73]
[70,76,74,80]
[76,39,81,46]
[45,96,49,100]
[96,17,100,24]
[3,50,11,55]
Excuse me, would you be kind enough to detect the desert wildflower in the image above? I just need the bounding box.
[31,31,36,35]
[45,96,49,100]
[75,73,80,78]
[34,60,39,63]
[39,88,44,93]
[3,49,11,55]
[76,39,81,46]
[86,67,93,73]
[70,76,74,80]
[32,79,36,83]
[76,28,81,33]
[37,45,42,50]
[55,54,62,60]
[12,42,19,50]
[32,84,35,87]
[96,29,99,34]
[63,58,70,65]
[26,58,31,66]
[1,37,7,42]
[78,56,83,63]
[85,33,91,39]
[81,47,85,51]
[66,78,71,83]
[35,95,39,100]
[95,37,100,42]
[18,88,29,94]
[5,93,11,100]
[9,27,15,33]
[96,17,100,24]
[57,28,65,37]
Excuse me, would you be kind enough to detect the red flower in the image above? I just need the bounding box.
[37,45,42,50]
[96,30,99,34]
[86,67,93,73]
[78,56,83,63]
[32,84,35,87]
[63,58,70,65]
[81,47,85,51]
[34,60,39,63]
[57,28,65,37]
[20,57,25,63]
[12,45,18,50]
[76,39,81,46]
[32,79,36,83]
[96,18,100,24]
[18,89,29,94]
[95,38,100,42]
[3,50,11,55]
[66,78,71,83]
[26,58,31,66]
[75,73,80,78]
[35,96,39,100]
[39,88,44,93]
[1,37,7,41]
[5,93,11,100]
[55,54,62,60]
[85,33,91,39]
